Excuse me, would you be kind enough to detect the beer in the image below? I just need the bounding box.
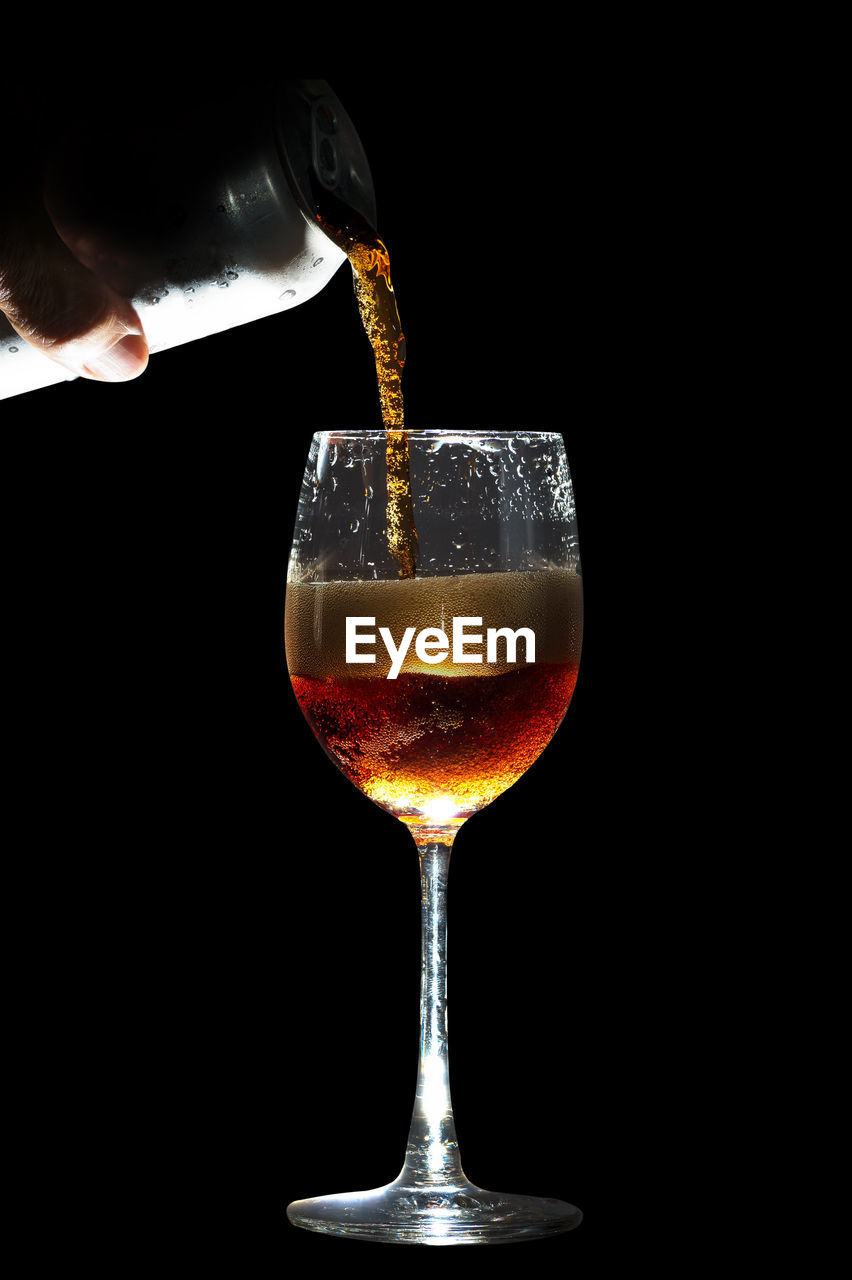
[285,569,582,831]
[314,187,418,580]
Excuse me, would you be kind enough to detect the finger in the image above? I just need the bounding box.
[0,194,149,383]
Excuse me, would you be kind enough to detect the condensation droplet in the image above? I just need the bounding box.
[350,519,360,532]
[280,289,296,300]
[8,346,18,353]
[316,438,329,485]
[313,256,324,267]
[218,280,229,289]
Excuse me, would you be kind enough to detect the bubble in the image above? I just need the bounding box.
[8,346,18,353]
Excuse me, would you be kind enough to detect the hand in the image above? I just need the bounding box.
[0,116,148,384]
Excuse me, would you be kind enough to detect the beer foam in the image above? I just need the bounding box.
[285,569,583,679]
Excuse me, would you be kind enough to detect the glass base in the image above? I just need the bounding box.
[287,1176,582,1245]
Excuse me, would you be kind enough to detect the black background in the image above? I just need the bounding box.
[2,75,717,1271]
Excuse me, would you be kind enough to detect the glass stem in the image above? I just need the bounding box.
[398,837,466,1189]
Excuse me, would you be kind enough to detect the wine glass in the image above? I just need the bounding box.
[284,429,583,1244]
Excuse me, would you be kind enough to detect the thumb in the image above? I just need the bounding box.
[0,195,148,383]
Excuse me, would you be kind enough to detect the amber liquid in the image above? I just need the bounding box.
[315,189,418,579]
[291,664,578,832]
[285,570,583,833]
